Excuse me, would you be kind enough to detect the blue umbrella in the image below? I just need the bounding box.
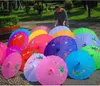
[10,28,31,38]
[65,50,95,80]
[44,36,77,60]
[75,33,100,49]
[49,26,70,36]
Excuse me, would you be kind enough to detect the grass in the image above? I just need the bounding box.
[12,3,100,22]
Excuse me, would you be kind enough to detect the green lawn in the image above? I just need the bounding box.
[13,3,100,22]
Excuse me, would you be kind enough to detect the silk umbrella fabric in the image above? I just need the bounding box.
[29,30,48,42]
[81,46,100,70]
[0,42,7,64]
[36,55,68,85]
[2,52,22,79]
[49,26,70,36]
[73,28,97,36]
[52,30,75,38]
[65,50,95,80]
[8,32,28,50]
[44,36,78,60]
[9,28,30,38]
[32,26,50,33]
[27,34,53,53]
[24,53,45,82]
[75,33,100,49]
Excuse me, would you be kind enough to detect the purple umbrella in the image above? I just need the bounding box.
[75,33,100,49]
[44,36,78,60]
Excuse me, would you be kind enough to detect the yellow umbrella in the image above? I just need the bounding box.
[52,30,75,38]
[29,30,47,42]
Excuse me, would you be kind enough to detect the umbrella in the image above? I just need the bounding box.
[6,46,21,57]
[8,32,28,50]
[44,36,78,60]
[65,50,95,80]
[52,30,75,38]
[24,53,45,82]
[73,28,97,36]
[29,30,48,42]
[0,48,3,65]
[81,45,100,70]
[20,48,33,71]
[27,34,53,53]
[0,42,7,64]
[49,26,70,36]
[9,28,30,38]
[32,26,50,33]
[36,55,68,85]
[2,52,22,79]
[75,33,100,49]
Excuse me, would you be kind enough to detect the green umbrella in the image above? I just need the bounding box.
[73,28,97,36]
[81,45,100,70]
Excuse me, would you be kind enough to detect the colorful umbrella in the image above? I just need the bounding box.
[65,50,95,80]
[27,34,53,53]
[49,26,70,36]
[29,30,48,42]
[73,28,97,36]
[20,48,33,71]
[32,26,50,33]
[24,53,45,82]
[0,48,3,64]
[44,36,77,60]
[81,45,100,70]
[6,46,21,57]
[75,33,100,49]
[2,52,22,79]
[9,28,30,38]
[52,30,75,38]
[0,42,7,64]
[8,32,28,50]
[36,55,68,85]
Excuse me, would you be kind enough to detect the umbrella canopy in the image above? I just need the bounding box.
[65,50,95,80]
[0,48,3,65]
[52,30,75,38]
[36,55,68,85]
[49,26,70,36]
[32,26,50,33]
[0,42,7,64]
[8,32,28,50]
[6,46,21,57]
[10,28,30,38]
[2,52,22,79]
[44,36,77,60]
[20,48,33,71]
[29,30,48,42]
[81,45,100,70]
[73,28,97,36]
[27,34,53,53]
[24,53,45,82]
[75,33,100,49]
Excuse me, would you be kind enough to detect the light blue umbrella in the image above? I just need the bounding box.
[65,50,95,80]
[75,33,100,49]
[10,28,31,38]
[49,26,70,36]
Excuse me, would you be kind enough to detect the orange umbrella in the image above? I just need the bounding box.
[52,30,75,38]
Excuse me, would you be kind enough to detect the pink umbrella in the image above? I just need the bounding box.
[0,42,7,64]
[36,55,68,85]
[32,26,50,33]
[2,52,22,79]
[6,46,21,57]
[0,48,3,64]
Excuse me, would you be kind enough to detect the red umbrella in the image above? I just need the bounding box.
[27,34,53,53]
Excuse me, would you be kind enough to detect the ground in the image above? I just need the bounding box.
[0,21,100,85]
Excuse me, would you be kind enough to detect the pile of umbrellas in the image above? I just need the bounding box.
[0,26,100,85]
